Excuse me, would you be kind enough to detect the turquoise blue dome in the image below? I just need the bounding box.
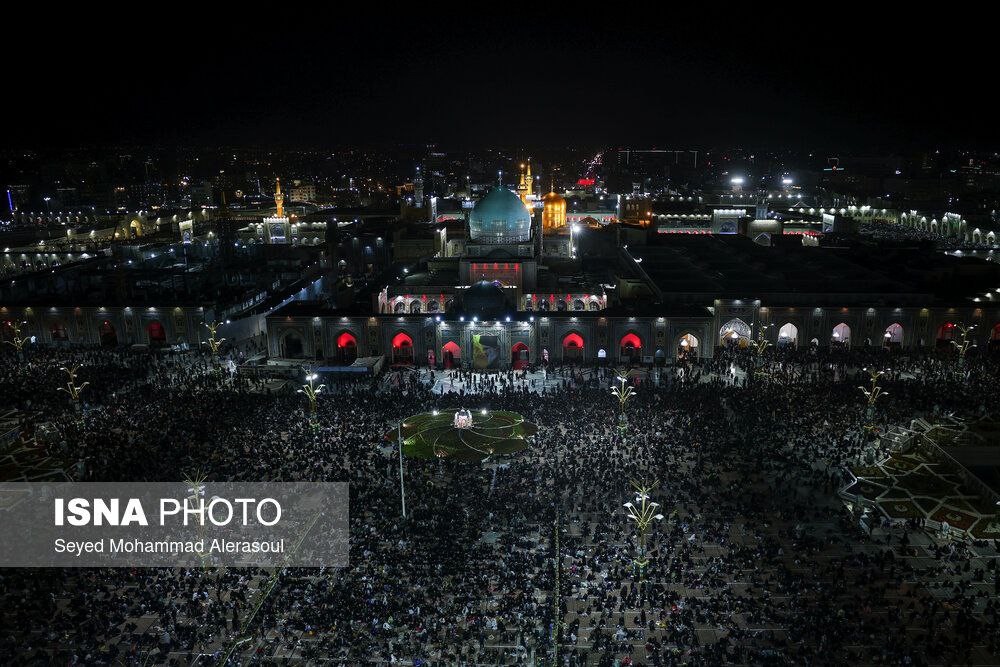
[469,188,532,244]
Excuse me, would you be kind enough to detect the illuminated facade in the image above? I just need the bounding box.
[263,178,291,244]
[516,162,534,210]
[542,190,567,230]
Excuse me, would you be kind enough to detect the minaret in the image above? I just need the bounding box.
[518,161,534,210]
[274,178,285,218]
[264,177,291,244]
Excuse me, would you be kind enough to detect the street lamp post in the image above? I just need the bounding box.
[611,369,636,438]
[751,324,773,381]
[3,320,29,358]
[951,323,977,369]
[623,479,665,581]
[57,365,90,413]
[203,321,226,357]
[297,366,325,425]
[858,367,889,456]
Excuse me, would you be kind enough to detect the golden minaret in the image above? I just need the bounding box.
[274,178,285,218]
[517,161,534,210]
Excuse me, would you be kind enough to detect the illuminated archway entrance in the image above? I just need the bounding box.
[936,322,957,349]
[777,323,798,348]
[720,318,751,347]
[99,320,118,347]
[442,341,461,369]
[511,342,529,369]
[619,332,642,363]
[147,321,167,346]
[884,322,903,348]
[832,322,851,347]
[336,332,358,364]
[678,333,699,359]
[392,332,414,365]
[562,333,584,363]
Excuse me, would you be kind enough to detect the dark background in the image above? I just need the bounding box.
[5,8,992,150]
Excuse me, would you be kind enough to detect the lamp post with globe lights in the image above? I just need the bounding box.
[3,320,29,358]
[297,366,325,425]
[623,479,665,581]
[951,323,977,369]
[858,367,889,457]
[751,323,773,380]
[611,369,637,438]
[203,321,226,357]
[57,365,90,414]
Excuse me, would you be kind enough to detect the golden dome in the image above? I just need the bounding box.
[542,190,567,230]
[542,190,565,204]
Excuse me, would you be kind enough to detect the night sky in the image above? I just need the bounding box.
[7,10,994,150]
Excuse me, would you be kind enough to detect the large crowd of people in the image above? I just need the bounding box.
[1,341,999,665]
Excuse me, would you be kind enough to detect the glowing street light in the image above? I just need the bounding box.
[951,323,977,365]
[57,365,90,412]
[297,365,325,423]
[858,367,888,443]
[3,320,29,354]
[203,321,226,357]
[623,479,666,580]
[611,369,637,437]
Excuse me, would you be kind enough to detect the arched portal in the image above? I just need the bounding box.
[619,332,642,363]
[281,331,305,358]
[832,322,851,347]
[442,341,461,369]
[147,321,167,346]
[936,322,957,349]
[562,332,584,363]
[511,342,529,369]
[777,323,798,347]
[884,322,903,347]
[391,332,414,365]
[99,320,117,347]
[678,333,699,359]
[50,321,69,342]
[720,318,751,347]
[336,332,358,364]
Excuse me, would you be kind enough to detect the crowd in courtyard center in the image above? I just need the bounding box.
[1,341,999,665]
